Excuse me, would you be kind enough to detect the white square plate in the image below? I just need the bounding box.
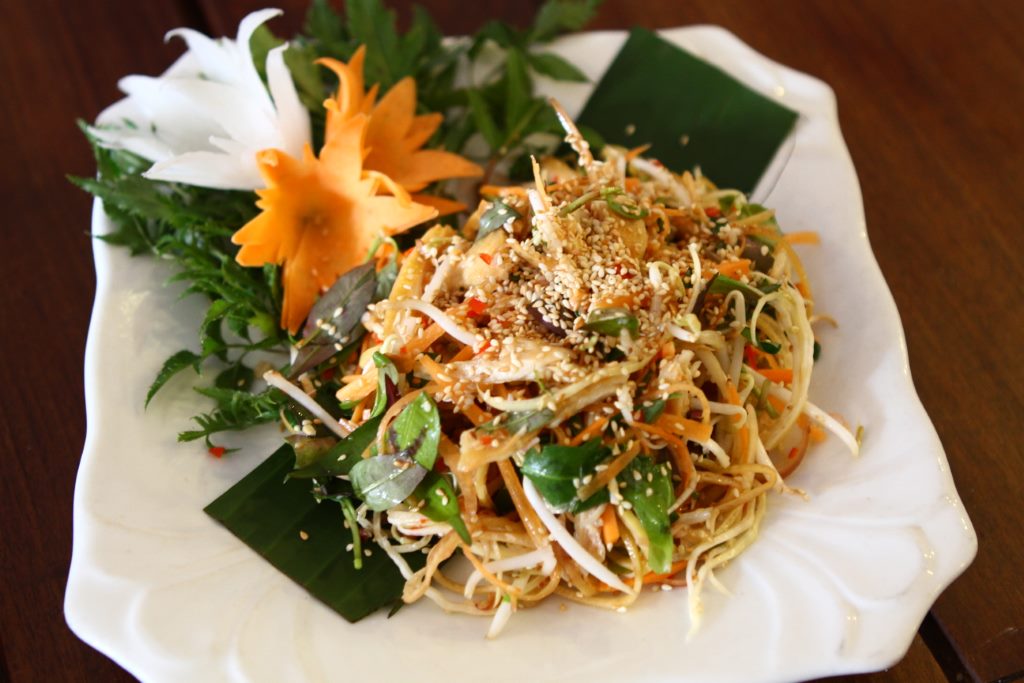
[66,26,976,683]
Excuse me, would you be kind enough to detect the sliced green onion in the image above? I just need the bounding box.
[559,189,600,216]
[601,187,649,219]
[584,307,639,338]
[757,380,779,418]
[741,326,781,354]
[339,497,363,570]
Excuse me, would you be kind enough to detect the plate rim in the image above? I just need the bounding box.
[65,23,977,683]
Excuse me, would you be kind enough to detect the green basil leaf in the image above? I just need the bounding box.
[478,198,521,239]
[477,408,555,435]
[414,472,471,544]
[466,89,503,150]
[205,445,423,622]
[374,253,398,302]
[505,47,532,130]
[529,0,601,43]
[584,307,639,338]
[388,393,441,470]
[346,0,401,87]
[289,415,383,480]
[528,51,588,82]
[618,456,674,574]
[369,352,399,419]
[641,398,667,424]
[739,202,780,227]
[290,263,376,378]
[521,439,611,512]
[301,262,376,340]
[706,274,765,303]
[350,455,427,512]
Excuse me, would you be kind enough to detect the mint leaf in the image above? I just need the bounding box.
[618,456,674,574]
[521,439,611,512]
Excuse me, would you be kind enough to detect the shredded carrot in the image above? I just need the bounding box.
[624,177,641,192]
[642,560,687,585]
[625,144,651,162]
[736,425,750,464]
[716,258,751,279]
[480,184,527,197]
[758,368,793,384]
[600,504,620,547]
[766,394,787,413]
[575,440,641,501]
[783,231,820,245]
[402,322,445,356]
[596,293,635,309]
[449,345,474,362]
[632,422,696,492]
[661,208,689,217]
[497,458,548,548]
[797,414,827,443]
[569,415,611,446]
[723,382,744,423]
[656,414,713,443]
[778,239,813,302]
[459,542,522,597]
[350,393,371,424]
[461,402,493,427]
[417,354,450,384]
[660,339,676,359]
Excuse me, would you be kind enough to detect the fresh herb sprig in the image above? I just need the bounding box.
[276,0,602,177]
[73,0,602,449]
[72,129,287,444]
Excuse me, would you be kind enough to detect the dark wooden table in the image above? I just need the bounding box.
[2,1,1021,681]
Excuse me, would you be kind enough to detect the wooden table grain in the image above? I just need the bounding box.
[1,1,1021,681]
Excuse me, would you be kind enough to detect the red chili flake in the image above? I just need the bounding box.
[705,206,721,218]
[744,345,759,366]
[320,367,336,381]
[466,297,487,318]
[479,435,494,446]
[613,263,635,279]
[209,446,226,458]
[787,447,799,460]
[479,253,493,265]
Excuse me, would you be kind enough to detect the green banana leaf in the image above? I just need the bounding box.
[204,445,422,622]
[578,27,797,194]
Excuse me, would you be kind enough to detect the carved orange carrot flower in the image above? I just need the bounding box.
[232,46,483,334]
[231,111,435,333]
[319,47,483,212]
